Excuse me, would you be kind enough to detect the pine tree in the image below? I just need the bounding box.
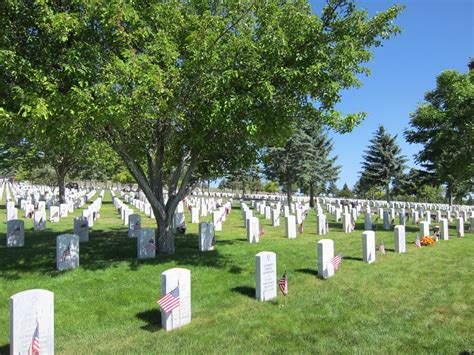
[264,121,339,206]
[359,125,407,202]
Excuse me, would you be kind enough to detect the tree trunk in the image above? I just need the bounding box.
[156,209,175,254]
[242,179,246,197]
[309,184,315,208]
[446,184,453,206]
[386,183,390,203]
[286,181,292,208]
[57,172,66,204]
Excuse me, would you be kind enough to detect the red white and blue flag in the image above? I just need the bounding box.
[379,240,386,254]
[60,242,72,261]
[330,251,343,270]
[28,323,40,355]
[157,287,180,314]
[415,234,421,248]
[279,271,288,296]
[145,239,156,253]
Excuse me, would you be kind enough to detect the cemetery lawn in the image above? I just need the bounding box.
[1,192,473,354]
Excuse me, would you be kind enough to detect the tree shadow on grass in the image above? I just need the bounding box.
[0,343,9,354]
[136,308,162,332]
[231,286,255,299]
[343,256,363,261]
[0,230,230,278]
[295,268,318,276]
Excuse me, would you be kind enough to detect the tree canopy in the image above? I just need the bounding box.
[0,0,403,253]
[405,66,474,204]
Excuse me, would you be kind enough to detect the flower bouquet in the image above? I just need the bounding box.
[420,235,436,246]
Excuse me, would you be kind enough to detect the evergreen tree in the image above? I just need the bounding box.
[264,122,339,206]
[359,125,407,202]
[339,183,354,198]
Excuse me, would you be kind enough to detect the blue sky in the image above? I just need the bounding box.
[312,0,473,188]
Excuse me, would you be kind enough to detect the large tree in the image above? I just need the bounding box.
[359,125,407,202]
[1,0,403,253]
[405,64,474,204]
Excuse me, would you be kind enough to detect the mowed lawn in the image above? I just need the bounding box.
[0,191,473,354]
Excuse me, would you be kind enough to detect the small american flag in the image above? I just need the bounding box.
[379,240,386,254]
[145,238,156,252]
[80,223,88,230]
[188,204,192,212]
[279,271,288,296]
[259,227,265,237]
[61,242,72,261]
[52,211,58,218]
[415,234,421,248]
[298,222,304,234]
[157,287,180,314]
[330,251,343,270]
[134,220,141,230]
[28,323,40,355]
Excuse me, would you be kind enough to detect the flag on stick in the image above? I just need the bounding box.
[330,251,343,270]
[157,287,180,314]
[415,234,421,248]
[279,271,288,296]
[28,322,40,355]
[379,240,386,254]
[298,222,304,234]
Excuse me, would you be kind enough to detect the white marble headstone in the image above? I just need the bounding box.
[285,215,296,239]
[10,289,54,355]
[362,231,376,264]
[317,239,334,279]
[198,222,215,251]
[74,217,89,242]
[160,268,191,331]
[394,225,406,253]
[6,219,24,247]
[49,206,60,222]
[137,228,156,259]
[128,214,141,238]
[56,234,79,271]
[255,251,277,302]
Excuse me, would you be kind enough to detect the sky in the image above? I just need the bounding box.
[309,0,473,188]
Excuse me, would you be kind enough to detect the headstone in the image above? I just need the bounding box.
[198,222,215,251]
[191,207,199,223]
[362,231,375,264]
[247,216,260,244]
[34,211,46,231]
[255,251,277,302]
[7,207,18,221]
[128,214,141,238]
[264,206,271,220]
[383,211,390,230]
[342,212,351,233]
[56,234,79,271]
[59,203,68,218]
[419,221,430,237]
[173,212,185,231]
[271,208,280,227]
[74,217,89,242]
[137,228,156,259]
[440,218,449,240]
[393,225,406,253]
[399,211,405,226]
[49,206,60,222]
[364,212,372,230]
[10,289,54,355]
[285,215,296,239]
[6,220,25,247]
[317,239,334,279]
[317,214,327,235]
[456,217,464,237]
[160,268,191,331]
[212,211,222,232]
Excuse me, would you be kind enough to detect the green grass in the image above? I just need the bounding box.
[0,191,473,354]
